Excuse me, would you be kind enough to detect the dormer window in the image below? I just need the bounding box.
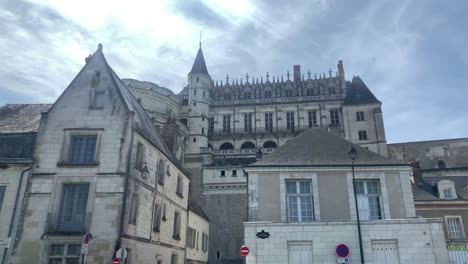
[438,180,456,199]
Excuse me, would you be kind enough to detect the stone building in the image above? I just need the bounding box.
[243,128,448,264]
[186,200,210,264]
[388,138,468,263]
[0,104,50,263]
[10,45,191,264]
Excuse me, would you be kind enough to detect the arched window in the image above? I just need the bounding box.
[224,93,232,100]
[306,88,314,96]
[263,141,278,148]
[264,90,272,98]
[438,160,447,169]
[180,118,188,126]
[244,91,252,99]
[219,142,234,150]
[240,142,256,149]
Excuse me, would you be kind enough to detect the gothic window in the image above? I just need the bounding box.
[308,111,318,127]
[286,180,313,222]
[244,113,253,133]
[306,88,314,96]
[224,93,231,100]
[286,112,295,131]
[355,180,383,220]
[244,91,252,99]
[264,113,273,132]
[222,115,231,133]
[208,117,214,134]
[264,90,272,98]
[263,141,277,148]
[330,109,340,125]
[358,130,368,140]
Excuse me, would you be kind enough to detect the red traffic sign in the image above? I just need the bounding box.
[112,258,121,264]
[336,244,350,258]
[240,245,250,256]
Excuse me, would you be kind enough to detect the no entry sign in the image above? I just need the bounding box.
[112,258,121,264]
[336,244,350,258]
[240,245,250,256]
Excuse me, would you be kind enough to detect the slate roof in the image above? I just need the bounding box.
[343,76,381,106]
[249,128,405,167]
[189,47,209,75]
[413,176,468,201]
[189,199,210,222]
[0,104,51,133]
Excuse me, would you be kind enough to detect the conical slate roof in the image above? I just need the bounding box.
[250,128,405,167]
[343,76,381,105]
[189,47,209,75]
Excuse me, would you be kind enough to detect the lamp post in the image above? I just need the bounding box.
[348,146,365,264]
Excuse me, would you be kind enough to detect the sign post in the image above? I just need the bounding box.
[240,245,250,257]
[81,232,93,264]
[336,244,350,263]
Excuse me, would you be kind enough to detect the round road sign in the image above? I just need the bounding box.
[336,244,350,258]
[112,258,121,264]
[240,245,250,256]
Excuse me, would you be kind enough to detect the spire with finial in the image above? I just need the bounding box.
[329,68,332,77]
[302,74,304,81]
[266,72,270,82]
[281,75,284,82]
[256,77,259,84]
[246,73,249,83]
[273,76,276,83]
[226,74,229,85]
[189,43,209,75]
[307,70,311,80]
[220,80,223,86]
[216,80,218,86]
[315,73,317,80]
[241,78,243,85]
[261,77,263,84]
[286,71,290,81]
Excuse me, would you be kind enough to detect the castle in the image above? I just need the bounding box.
[125,45,388,263]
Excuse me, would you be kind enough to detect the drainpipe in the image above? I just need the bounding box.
[2,163,33,264]
[115,112,135,253]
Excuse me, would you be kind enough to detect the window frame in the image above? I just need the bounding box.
[48,243,82,263]
[356,111,365,121]
[208,117,215,134]
[244,113,253,133]
[176,175,184,198]
[308,111,318,127]
[358,130,368,140]
[153,203,161,232]
[0,186,5,214]
[222,115,231,133]
[445,216,465,240]
[286,112,295,131]
[264,113,273,132]
[286,180,314,222]
[57,183,90,232]
[202,233,209,252]
[59,129,102,166]
[355,180,383,220]
[157,159,166,185]
[173,211,181,240]
[330,109,340,125]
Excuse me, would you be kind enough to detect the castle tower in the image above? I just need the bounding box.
[342,76,388,156]
[185,45,212,154]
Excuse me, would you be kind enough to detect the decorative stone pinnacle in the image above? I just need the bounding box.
[307,70,311,79]
[286,71,290,80]
[266,72,270,82]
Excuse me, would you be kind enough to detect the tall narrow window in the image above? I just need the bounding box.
[308,111,318,127]
[355,180,382,220]
[58,184,90,232]
[92,91,105,108]
[153,203,161,232]
[286,180,313,222]
[68,135,97,164]
[356,111,365,121]
[135,142,145,170]
[446,216,465,239]
[182,94,188,106]
[264,90,272,98]
[222,115,231,134]
[224,93,231,100]
[129,193,139,225]
[306,88,314,96]
[157,159,166,185]
[173,211,181,239]
[330,109,340,125]
[286,112,295,131]
[208,117,215,134]
[286,90,293,97]
[0,186,5,213]
[202,233,209,252]
[171,254,178,264]
[264,113,273,132]
[162,204,167,221]
[176,175,183,197]
[358,130,368,140]
[244,91,252,99]
[232,170,237,177]
[194,89,197,95]
[244,113,253,133]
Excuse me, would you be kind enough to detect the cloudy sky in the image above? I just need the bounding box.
[0,0,467,143]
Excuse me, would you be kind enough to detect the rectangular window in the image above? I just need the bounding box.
[358,130,368,140]
[173,211,181,239]
[92,90,105,108]
[187,227,196,248]
[176,175,183,197]
[0,186,6,214]
[203,91,206,97]
[443,188,453,199]
[265,113,273,132]
[202,128,205,135]
[157,159,166,185]
[356,111,365,121]
[286,112,295,131]
[182,95,188,106]
[129,193,139,225]
[208,117,214,134]
[135,142,145,170]
[153,203,161,232]
[244,113,253,133]
[194,89,197,95]
[330,109,340,125]
[286,180,313,222]
[68,135,97,164]
[356,180,382,220]
[48,243,81,263]
[193,137,197,143]
[196,231,199,250]
[222,115,231,133]
[162,204,167,221]
[171,254,178,264]
[232,170,237,177]
[220,170,225,177]
[202,233,209,252]
[193,102,197,106]
[446,216,464,239]
[58,184,89,232]
[308,111,318,127]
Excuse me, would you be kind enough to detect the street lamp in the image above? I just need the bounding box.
[348,146,365,264]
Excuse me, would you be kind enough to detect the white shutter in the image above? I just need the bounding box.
[358,195,370,220]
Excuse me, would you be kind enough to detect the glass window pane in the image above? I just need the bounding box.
[300,197,313,221]
[69,137,84,163]
[67,244,81,256]
[299,181,311,194]
[83,137,96,163]
[65,259,80,264]
[286,182,296,194]
[288,197,298,221]
[355,182,364,194]
[50,244,64,255]
[49,259,62,264]
[367,181,380,195]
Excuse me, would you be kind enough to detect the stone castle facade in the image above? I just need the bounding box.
[128,46,388,263]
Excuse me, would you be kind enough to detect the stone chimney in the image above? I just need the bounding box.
[411,161,424,186]
[293,65,301,82]
[337,60,345,81]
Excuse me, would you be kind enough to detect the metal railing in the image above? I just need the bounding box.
[209,125,314,137]
[46,212,92,233]
[200,147,277,156]
[211,94,346,106]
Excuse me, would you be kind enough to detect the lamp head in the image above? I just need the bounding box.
[348,146,357,160]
